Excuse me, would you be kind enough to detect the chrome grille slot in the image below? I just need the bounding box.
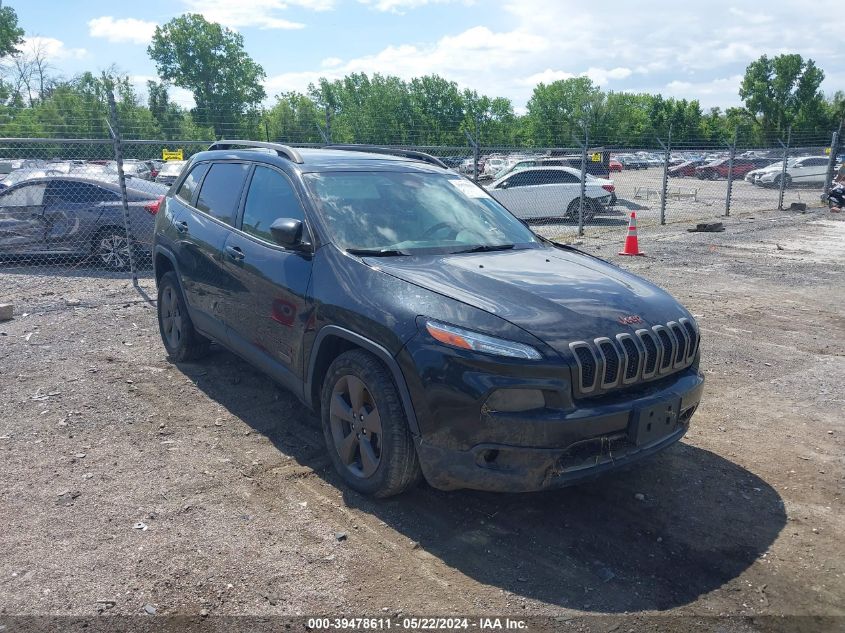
[680,317,699,362]
[636,329,659,379]
[653,325,675,374]
[595,337,620,388]
[668,321,689,368]
[570,342,598,394]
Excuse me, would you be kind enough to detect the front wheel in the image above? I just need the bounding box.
[321,349,422,497]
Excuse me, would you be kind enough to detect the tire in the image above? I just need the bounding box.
[321,349,422,497]
[157,271,210,362]
[92,227,132,271]
[709,171,721,181]
[565,199,596,222]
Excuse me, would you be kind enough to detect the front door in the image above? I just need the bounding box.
[221,165,313,381]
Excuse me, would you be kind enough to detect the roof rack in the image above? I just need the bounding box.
[207,140,303,164]
[323,144,448,169]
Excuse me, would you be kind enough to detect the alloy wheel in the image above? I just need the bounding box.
[328,374,383,478]
[98,233,131,270]
[160,285,183,350]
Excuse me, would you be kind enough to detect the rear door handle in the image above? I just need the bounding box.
[225,245,245,261]
[175,220,189,234]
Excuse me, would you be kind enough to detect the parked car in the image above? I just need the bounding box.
[617,156,648,170]
[695,158,772,180]
[0,168,62,190]
[152,141,703,497]
[0,176,167,269]
[756,156,831,188]
[155,160,187,185]
[487,166,614,222]
[608,159,622,172]
[668,160,705,178]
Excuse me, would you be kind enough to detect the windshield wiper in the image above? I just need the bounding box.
[346,248,410,257]
[451,244,516,254]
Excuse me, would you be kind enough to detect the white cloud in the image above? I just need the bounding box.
[88,16,158,45]
[22,36,88,61]
[360,0,474,13]
[180,0,333,30]
[262,0,844,110]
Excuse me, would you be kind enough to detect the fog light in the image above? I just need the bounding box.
[484,388,545,413]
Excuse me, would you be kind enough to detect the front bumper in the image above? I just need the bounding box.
[411,366,704,493]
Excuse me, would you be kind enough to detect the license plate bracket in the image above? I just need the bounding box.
[630,396,681,446]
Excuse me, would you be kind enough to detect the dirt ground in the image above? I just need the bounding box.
[0,208,843,631]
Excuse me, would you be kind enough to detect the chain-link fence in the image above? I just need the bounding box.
[1,94,841,316]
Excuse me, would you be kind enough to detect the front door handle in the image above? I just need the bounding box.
[225,245,245,261]
[175,220,189,234]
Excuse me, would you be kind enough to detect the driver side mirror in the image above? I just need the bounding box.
[270,217,307,249]
[498,181,510,190]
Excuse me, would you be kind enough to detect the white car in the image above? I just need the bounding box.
[487,166,614,222]
[756,156,830,188]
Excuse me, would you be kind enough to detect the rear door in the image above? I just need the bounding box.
[42,180,120,253]
[173,161,250,341]
[221,164,314,382]
[0,182,48,254]
[491,171,558,219]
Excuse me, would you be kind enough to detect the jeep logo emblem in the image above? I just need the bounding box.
[618,315,643,325]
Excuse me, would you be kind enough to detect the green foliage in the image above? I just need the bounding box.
[147,13,266,138]
[739,54,828,138]
[0,4,24,59]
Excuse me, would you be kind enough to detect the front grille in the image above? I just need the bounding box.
[569,317,699,397]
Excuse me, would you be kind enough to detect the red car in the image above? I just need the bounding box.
[695,158,771,180]
[609,159,622,172]
[668,160,703,177]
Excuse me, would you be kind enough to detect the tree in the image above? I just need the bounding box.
[739,54,826,138]
[0,3,24,59]
[525,77,603,146]
[147,13,266,138]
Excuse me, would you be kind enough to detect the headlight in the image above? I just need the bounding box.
[424,320,543,360]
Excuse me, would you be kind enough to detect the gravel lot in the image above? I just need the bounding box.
[0,208,843,631]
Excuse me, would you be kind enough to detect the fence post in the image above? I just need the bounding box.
[724,130,737,217]
[577,126,589,237]
[106,89,138,282]
[777,127,792,211]
[824,129,840,191]
[657,124,672,225]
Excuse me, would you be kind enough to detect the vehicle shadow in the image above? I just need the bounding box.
[0,256,154,280]
[179,347,786,614]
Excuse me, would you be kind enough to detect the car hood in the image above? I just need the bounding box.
[368,247,690,355]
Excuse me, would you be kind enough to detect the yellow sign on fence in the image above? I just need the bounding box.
[591,152,602,162]
[825,147,831,155]
[162,149,184,161]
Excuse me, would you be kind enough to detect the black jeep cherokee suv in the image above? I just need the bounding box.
[153,141,704,497]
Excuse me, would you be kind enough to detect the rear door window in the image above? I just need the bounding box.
[176,163,209,204]
[45,181,118,205]
[195,163,250,226]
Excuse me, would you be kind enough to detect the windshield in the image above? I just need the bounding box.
[304,171,540,254]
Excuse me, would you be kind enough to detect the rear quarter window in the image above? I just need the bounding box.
[176,163,209,204]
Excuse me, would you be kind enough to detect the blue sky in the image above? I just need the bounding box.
[9,0,843,113]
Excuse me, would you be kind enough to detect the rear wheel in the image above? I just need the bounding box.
[157,271,210,362]
[565,199,596,222]
[321,349,422,497]
[93,227,132,271]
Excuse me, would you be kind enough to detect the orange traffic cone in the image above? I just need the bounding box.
[619,212,644,256]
